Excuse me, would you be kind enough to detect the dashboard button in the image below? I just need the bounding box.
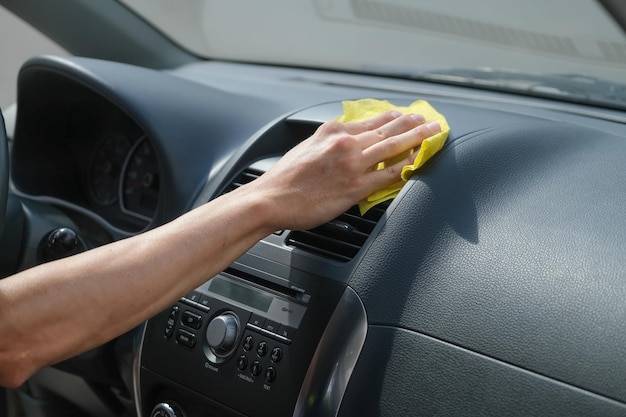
[277,325,296,340]
[164,325,174,338]
[257,341,268,357]
[181,311,203,329]
[270,347,282,363]
[237,355,248,371]
[263,320,280,333]
[176,329,196,348]
[185,291,202,303]
[249,314,265,328]
[243,335,254,351]
[198,295,211,310]
[251,360,262,377]
[265,366,276,383]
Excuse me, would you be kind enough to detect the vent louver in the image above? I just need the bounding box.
[286,202,388,262]
[225,168,388,263]
[222,168,263,194]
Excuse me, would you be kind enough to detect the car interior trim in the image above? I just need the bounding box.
[293,285,368,417]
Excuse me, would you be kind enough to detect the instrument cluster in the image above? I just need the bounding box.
[89,132,159,223]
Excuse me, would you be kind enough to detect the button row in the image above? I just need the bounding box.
[237,355,277,383]
[248,313,295,343]
[242,336,283,362]
[182,291,211,312]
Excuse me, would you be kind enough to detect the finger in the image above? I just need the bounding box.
[364,148,420,192]
[357,113,426,150]
[341,110,403,135]
[362,121,441,168]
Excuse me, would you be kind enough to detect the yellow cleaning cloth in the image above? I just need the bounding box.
[335,98,450,214]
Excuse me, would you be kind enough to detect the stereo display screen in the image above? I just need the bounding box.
[208,276,273,312]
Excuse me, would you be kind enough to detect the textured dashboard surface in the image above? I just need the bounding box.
[348,118,626,405]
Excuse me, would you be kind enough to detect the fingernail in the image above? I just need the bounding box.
[390,110,402,117]
[425,121,440,133]
[410,114,425,123]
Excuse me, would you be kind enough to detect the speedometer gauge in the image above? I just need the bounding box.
[90,133,132,205]
[121,138,160,220]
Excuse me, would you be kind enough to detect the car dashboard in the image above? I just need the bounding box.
[3,55,626,417]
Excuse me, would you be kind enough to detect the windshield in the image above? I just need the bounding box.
[120,0,626,105]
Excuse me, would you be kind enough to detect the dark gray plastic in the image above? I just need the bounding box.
[339,326,626,417]
[348,119,626,403]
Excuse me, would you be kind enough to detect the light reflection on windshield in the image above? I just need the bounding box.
[121,0,626,91]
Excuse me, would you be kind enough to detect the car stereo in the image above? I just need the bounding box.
[135,268,365,417]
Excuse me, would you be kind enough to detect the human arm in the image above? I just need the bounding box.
[0,111,440,388]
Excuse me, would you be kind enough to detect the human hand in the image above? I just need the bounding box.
[252,111,441,231]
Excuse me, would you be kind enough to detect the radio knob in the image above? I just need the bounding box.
[206,313,239,354]
[150,402,183,417]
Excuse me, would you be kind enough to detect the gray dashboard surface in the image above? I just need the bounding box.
[348,116,626,405]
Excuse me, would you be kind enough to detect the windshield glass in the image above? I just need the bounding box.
[120,0,626,96]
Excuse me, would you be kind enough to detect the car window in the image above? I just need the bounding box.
[119,0,626,87]
[0,7,66,110]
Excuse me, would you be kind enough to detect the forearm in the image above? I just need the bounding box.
[0,185,274,387]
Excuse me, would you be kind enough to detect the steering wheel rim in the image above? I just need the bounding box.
[0,111,8,236]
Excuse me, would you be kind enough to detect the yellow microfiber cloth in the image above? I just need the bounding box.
[335,98,450,214]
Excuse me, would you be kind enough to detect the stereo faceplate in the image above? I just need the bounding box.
[137,270,356,417]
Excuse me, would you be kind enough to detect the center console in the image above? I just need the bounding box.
[134,103,385,417]
[135,266,367,417]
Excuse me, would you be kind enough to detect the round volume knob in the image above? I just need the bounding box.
[150,402,183,417]
[206,313,239,355]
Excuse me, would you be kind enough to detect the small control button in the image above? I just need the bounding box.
[249,314,265,328]
[185,291,202,303]
[270,347,283,363]
[257,341,268,357]
[176,329,196,348]
[237,355,248,371]
[251,360,262,377]
[164,326,174,338]
[198,295,211,310]
[243,335,254,351]
[181,311,203,329]
[263,320,280,334]
[169,306,180,319]
[265,366,276,383]
[277,325,296,340]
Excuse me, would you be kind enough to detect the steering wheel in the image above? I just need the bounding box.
[0,112,8,235]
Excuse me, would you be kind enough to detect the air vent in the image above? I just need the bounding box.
[222,168,263,194]
[286,201,389,262]
[226,168,389,262]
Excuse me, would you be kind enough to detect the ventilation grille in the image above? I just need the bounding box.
[222,168,262,194]
[226,168,388,262]
[286,202,388,262]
